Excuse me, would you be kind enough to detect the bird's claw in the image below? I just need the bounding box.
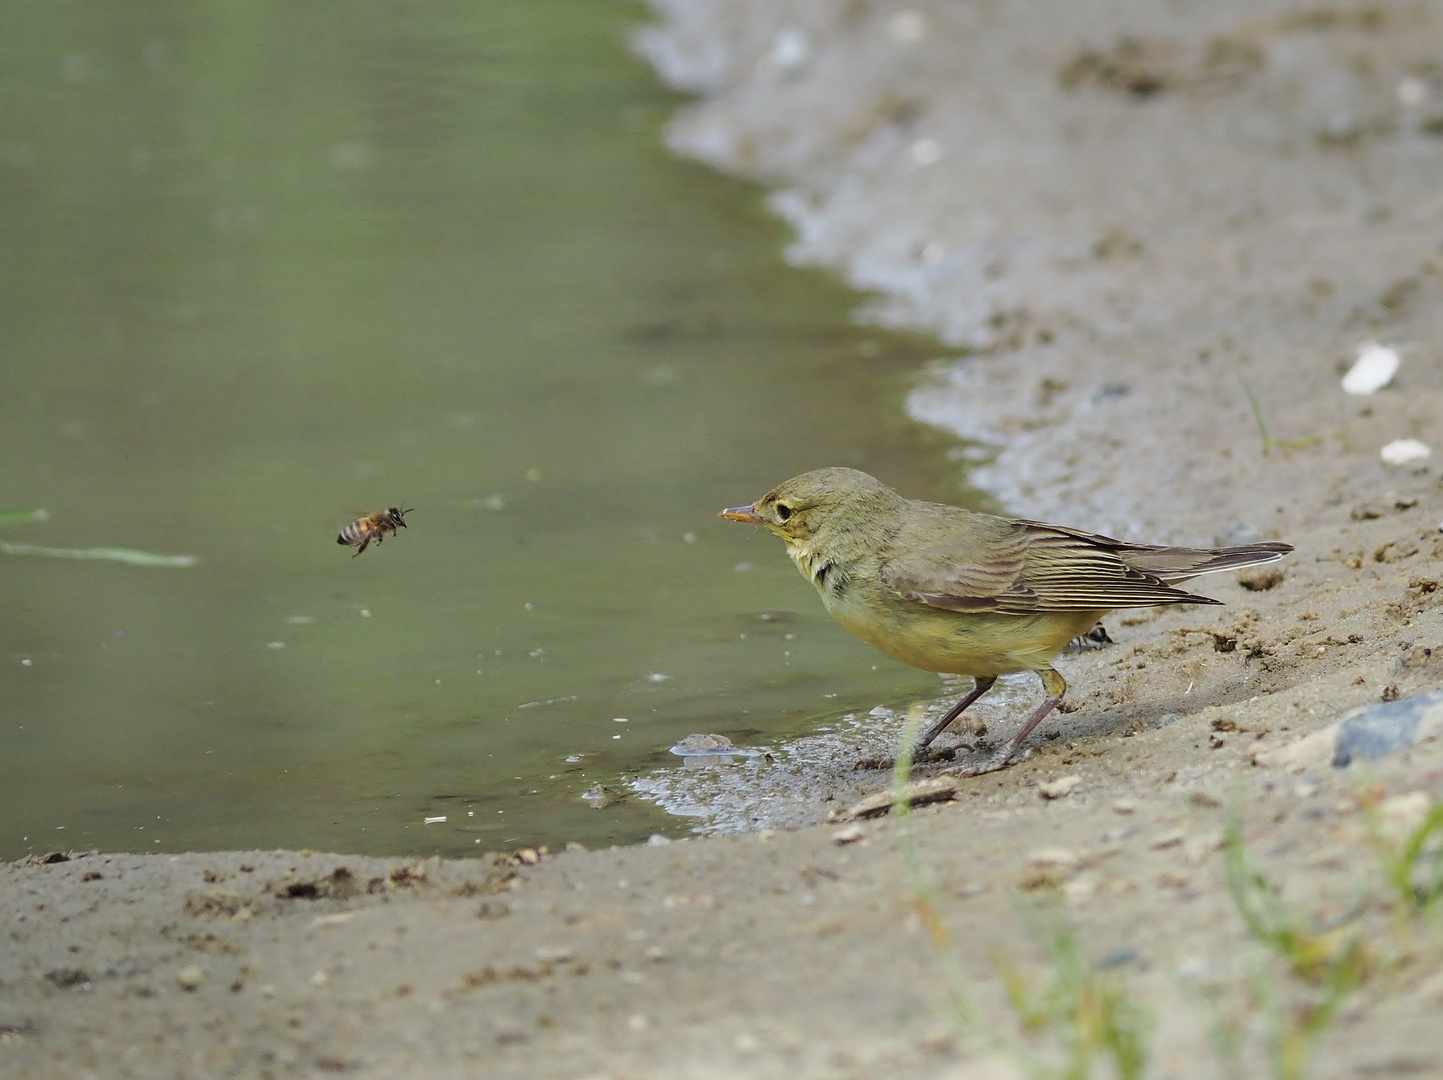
[851,746,959,772]
[940,745,1033,778]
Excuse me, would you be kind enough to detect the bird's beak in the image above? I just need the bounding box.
[719,504,765,525]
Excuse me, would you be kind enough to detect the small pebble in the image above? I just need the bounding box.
[1380,438,1431,467]
[535,945,574,964]
[1150,829,1186,850]
[1038,774,1081,799]
[1062,873,1098,901]
[1029,846,1080,869]
[1376,791,1433,846]
[1112,797,1137,815]
[1333,689,1443,766]
[1236,566,1284,592]
[832,824,865,845]
[887,10,927,42]
[176,966,204,992]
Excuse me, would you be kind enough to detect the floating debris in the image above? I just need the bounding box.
[669,733,764,767]
[0,541,197,567]
[582,783,622,809]
[1380,438,1431,466]
[1342,342,1399,395]
[0,508,48,527]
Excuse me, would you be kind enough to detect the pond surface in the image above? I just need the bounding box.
[0,1,971,859]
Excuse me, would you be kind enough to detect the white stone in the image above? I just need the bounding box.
[1381,439,1431,467]
[1342,342,1399,395]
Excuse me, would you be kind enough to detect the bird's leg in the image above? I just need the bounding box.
[946,666,1067,777]
[850,675,999,771]
[915,675,998,754]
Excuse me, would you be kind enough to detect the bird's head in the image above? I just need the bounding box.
[719,467,897,548]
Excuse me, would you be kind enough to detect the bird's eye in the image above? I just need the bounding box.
[775,503,793,521]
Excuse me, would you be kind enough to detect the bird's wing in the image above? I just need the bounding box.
[881,522,1220,614]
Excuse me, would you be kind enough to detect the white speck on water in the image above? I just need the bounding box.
[329,142,376,170]
[1342,342,1399,395]
[529,648,544,658]
[734,561,753,572]
[480,493,505,511]
[613,717,628,723]
[424,815,446,825]
[286,615,316,624]
[21,659,31,667]
[1380,438,1430,466]
[359,609,372,618]
[612,734,622,740]
[265,641,286,650]
[60,53,92,83]
[647,672,671,683]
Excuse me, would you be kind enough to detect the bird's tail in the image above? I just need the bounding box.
[1123,541,1293,585]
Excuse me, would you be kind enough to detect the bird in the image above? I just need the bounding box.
[720,467,1292,774]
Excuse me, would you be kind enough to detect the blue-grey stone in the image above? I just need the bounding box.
[1333,690,1443,767]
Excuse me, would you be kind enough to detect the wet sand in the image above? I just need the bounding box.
[5,2,1443,1076]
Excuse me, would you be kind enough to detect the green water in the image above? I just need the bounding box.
[0,1,966,859]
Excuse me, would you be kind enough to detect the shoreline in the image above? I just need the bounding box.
[6,3,1443,1075]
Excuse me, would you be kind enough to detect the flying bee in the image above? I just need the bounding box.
[338,506,413,557]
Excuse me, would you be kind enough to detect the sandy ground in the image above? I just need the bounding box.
[6,2,1443,1077]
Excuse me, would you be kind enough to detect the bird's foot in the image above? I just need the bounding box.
[941,745,1034,778]
[851,746,961,772]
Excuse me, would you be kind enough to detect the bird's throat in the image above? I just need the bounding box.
[787,540,844,599]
